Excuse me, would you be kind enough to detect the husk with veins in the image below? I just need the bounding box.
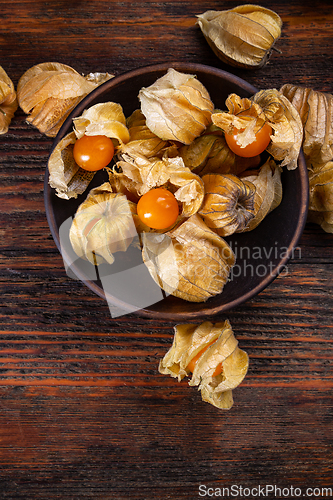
[138,68,214,144]
[48,102,130,200]
[110,153,205,219]
[0,66,18,134]
[280,84,333,170]
[159,320,249,409]
[308,161,333,212]
[178,133,261,176]
[17,62,113,137]
[280,84,333,232]
[118,109,173,160]
[69,182,140,266]
[212,89,303,170]
[73,102,130,144]
[48,132,95,200]
[307,161,333,233]
[198,173,256,236]
[142,214,235,303]
[196,5,282,69]
[241,158,282,231]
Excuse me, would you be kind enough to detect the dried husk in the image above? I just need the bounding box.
[308,161,333,212]
[196,5,282,69]
[138,68,214,144]
[69,182,138,266]
[306,161,333,232]
[73,102,129,144]
[0,66,18,134]
[159,320,249,409]
[253,89,303,169]
[178,133,261,176]
[17,62,113,137]
[110,154,205,219]
[212,90,303,170]
[48,102,129,199]
[118,109,171,160]
[48,132,95,199]
[280,84,333,232]
[142,214,235,302]
[280,84,333,170]
[241,158,282,231]
[198,173,256,236]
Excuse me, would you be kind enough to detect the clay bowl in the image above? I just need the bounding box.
[44,62,309,321]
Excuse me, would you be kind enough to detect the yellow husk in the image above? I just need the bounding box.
[280,84,333,170]
[48,131,95,200]
[118,109,171,159]
[241,158,282,231]
[308,161,333,212]
[69,182,138,265]
[196,5,282,69]
[48,102,130,199]
[198,173,256,236]
[138,68,214,144]
[73,102,129,144]
[178,133,261,176]
[212,89,303,170]
[0,66,18,134]
[159,320,249,409]
[254,89,303,170]
[17,62,113,137]
[142,214,235,302]
[280,84,333,232]
[111,154,204,219]
[306,161,333,232]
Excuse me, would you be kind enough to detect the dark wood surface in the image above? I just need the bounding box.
[0,1,332,499]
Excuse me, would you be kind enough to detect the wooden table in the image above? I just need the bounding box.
[1,1,332,498]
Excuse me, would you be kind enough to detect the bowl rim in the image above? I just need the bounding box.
[44,62,309,320]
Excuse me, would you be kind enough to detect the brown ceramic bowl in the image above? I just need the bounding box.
[44,62,309,320]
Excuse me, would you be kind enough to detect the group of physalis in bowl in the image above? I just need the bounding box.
[48,68,303,409]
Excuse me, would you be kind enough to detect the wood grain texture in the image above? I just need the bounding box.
[0,1,332,499]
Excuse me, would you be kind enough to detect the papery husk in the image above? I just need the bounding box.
[308,161,333,212]
[212,90,303,170]
[48,101,129,199]
[69,182,138,266]
[138,68,214,144]
[280,84,333,170]
[280,84,333,232]
[199,173,256,236]
[159,320,249,409]
[142,214,235,302]
[178,133,261,176]
[241,158,282,231]
[254,89,303,169]
[17,62,113,137]
[111,154,204,218]
[0,66,18,134]
[306,161,333,232]
[196,5,282,69]
[48,131,95,199]
[73,101,129,145]
[118,109,171,160]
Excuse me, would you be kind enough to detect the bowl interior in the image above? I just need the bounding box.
[44,62,309,320]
